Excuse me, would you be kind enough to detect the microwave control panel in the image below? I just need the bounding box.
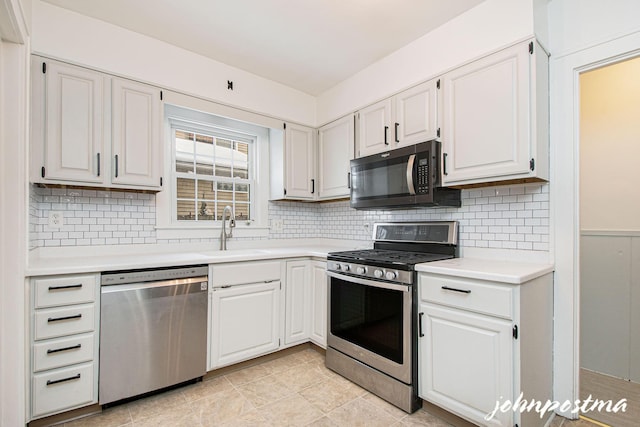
[417,157,430,194]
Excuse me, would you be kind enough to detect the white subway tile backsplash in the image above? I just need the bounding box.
[30,182,550,251]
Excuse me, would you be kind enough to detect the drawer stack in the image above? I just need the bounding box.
[30,274,99,419]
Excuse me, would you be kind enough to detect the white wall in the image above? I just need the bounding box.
[548,0,640,58]
[316,0,539,125]
[0,7,29,427]
[548,0,640,418]
[580,57,640,231]
[30,0,316,126]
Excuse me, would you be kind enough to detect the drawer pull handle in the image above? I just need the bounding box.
[441,286,471,294]
[418,312,425,338]
[48,284,83,291]
[47,344,82,354]
[46,373,81,386]
[47,314,82,323]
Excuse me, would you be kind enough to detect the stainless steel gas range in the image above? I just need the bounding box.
[325,221,458,413]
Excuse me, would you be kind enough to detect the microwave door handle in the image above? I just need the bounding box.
[406,154,416,195]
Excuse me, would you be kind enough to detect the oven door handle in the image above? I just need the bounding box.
[406,154,416,195]
[326,271,411,292]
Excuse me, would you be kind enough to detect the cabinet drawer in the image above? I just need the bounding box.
[420,275,514,319]
[34,305,95,341]
[32,363,94,418]
[211,261,281,287]
[33,334,94,372]
[34,275,96,308]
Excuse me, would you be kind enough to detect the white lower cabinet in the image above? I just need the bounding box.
[309,261,328,348]
[32,363,95,418]
[209,261,282,370]
[210,281,281,369]
[418,272,553,427]
[420,303,512,426]
[209,258,329,370]
[29,274,100,420]
[284,260,312,345]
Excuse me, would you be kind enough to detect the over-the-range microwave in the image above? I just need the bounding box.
[349,140,461,210]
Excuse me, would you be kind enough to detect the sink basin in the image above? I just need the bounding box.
[198,249,273,257]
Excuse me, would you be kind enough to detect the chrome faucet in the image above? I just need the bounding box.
[220,205,235,250]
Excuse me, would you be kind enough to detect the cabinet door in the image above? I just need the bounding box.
[309,261,328,348]
[419,303,513,427]
[393,80,439,148]
[441,42,530,185]
[111,78,162,188]
[357,98,392,157]
[43,61,106,183]
[284,261,311,345]
[318,115,354,200]
[210,281,280,368]
[285,123,316,199]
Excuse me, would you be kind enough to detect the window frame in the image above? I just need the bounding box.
[172,124,255,223]
[155,105,270,240]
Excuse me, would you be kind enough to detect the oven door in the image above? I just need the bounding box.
[327,271,413,384]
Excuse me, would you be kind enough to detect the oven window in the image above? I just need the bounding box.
[330,277,404,364]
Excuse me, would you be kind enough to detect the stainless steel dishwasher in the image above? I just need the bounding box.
[99,265,208,405]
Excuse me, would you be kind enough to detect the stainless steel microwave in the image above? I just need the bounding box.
[349,140,461,210]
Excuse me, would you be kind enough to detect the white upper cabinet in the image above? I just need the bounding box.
[441,40,549,186]
[357,98,392,157]
[271,122,316,201]
[393,80,439,148]
[32,59,107,184]
[31,56,163,191]
[317,115,354,200]
[111,78,162,188]
[357,79,439,157]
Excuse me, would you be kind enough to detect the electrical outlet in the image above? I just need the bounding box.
[272,219,283,231]
[48,211,64,229]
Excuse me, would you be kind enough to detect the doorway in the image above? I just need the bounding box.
[579,56,640,426]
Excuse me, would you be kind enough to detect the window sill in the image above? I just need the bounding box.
[155,225,270,240]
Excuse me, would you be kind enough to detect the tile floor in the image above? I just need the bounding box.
[59,348,599,427]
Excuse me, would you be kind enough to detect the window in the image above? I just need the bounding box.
[156,101,272,240]
[173,128,253,222]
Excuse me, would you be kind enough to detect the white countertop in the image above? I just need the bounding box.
[415,257,554,284]
[27,240,364,276]
[28,240,554,283]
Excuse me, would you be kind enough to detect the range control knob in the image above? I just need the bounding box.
[342,264,350,272]
[385,271,397,281]
[374,269,384,278]
[356,266,367,274]
[334,263,342,271]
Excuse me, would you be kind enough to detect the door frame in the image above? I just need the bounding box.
[551,31,640,418]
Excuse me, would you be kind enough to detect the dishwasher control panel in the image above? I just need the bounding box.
[101,265,209,285]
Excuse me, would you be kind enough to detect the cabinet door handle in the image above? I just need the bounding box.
[347,172,351,189]
[441,286,471,294]
[47,314,82,323]
[311,179,315,194]
[47,344,81,354]
[114,154,119,178]
[384,126,389,145]
[443,153,448,176]
[418,312,425,337]
[395,122,399,142]
[97,153,101,177]
[46,373,81,386]
[48,284,82,291]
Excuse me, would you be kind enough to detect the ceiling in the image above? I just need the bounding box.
[42,0,485,96]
